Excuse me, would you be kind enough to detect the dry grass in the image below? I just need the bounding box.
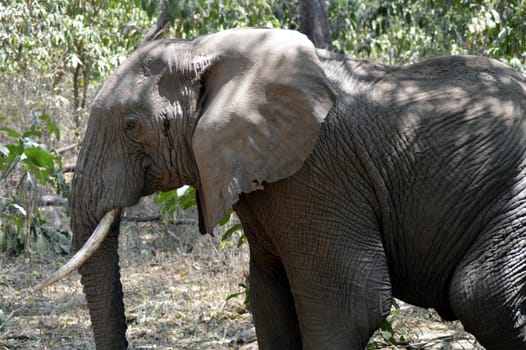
[0,199,484,349]
[0,197,253,350]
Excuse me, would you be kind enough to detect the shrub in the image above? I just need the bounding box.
[0,114,68,255]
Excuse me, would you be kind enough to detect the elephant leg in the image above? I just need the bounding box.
[450,221,526,349]
[283,227,393,350]
[248,251,302,349]
[236,200,302,349]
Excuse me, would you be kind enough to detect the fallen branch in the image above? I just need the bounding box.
[407,335,474,349]
[233,327,257,345]
[1,335,37,341]
[37,195,67,207]
[371,334,475,349]
[62,163,75,173]
[121,215,197,225]
[57,144,77,153]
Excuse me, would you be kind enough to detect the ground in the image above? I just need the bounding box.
[0,199,485,349]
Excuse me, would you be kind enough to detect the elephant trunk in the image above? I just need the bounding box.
[61,119,131,348]
[67,171,129,347]
[76,215,128,349]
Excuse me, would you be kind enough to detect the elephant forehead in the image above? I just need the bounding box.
[94,67,160,111]
[94,40,198,112]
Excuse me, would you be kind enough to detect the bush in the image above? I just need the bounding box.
[0,114,68,255]
[329,0,525,71]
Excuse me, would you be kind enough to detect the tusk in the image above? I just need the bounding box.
[33,208,120,292]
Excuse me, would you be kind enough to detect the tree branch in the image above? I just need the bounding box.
[121,215,197,225]
[140,0,171,45]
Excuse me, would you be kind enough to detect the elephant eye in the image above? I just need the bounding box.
[124,117,137,131]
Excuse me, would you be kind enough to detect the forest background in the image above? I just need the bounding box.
[0,0,525,348]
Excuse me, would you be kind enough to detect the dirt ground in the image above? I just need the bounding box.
[0,199,485,349]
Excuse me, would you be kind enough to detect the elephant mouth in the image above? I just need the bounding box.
[33,208,121,291]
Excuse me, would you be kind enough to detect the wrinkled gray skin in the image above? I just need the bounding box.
[70,28,526,349]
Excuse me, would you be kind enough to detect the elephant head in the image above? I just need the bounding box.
[38,28,335,348]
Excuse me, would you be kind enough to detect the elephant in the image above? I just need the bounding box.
[39,28,526,349]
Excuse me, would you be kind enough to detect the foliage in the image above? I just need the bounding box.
[0,115,64,190]
[368,309,407,349]
[0,1,153,255]
[226,282,250,306]
[328,0,525,71]
[0,0,152,143]
[378,309,407,346]
[138,0,300,37]
[0,0,149,82]
[138,0,525,72]
[220,222,246,248]
[154,185,197,222]
[0,114,68,255]
[154,186,245,246]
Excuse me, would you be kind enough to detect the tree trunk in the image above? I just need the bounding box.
[299,0,332,49]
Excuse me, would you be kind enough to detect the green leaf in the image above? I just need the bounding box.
[22,130,42,138]
[157,189,178,202]
[236,233,247,248]
[5,143,24,163]
[218,210,233,226]
[34,167,51,186]
[221,223,243,242]
[40,114,60,140]
[178,186,196,209]
[225,291,244,301]
[0,127,21,138]
[226,283,250,304]
[24,147,54,168]
[380,319,394,333]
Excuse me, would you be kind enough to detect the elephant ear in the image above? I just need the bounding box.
[191,28,335,233]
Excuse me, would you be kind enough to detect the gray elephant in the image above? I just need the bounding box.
[39,28,526,349]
